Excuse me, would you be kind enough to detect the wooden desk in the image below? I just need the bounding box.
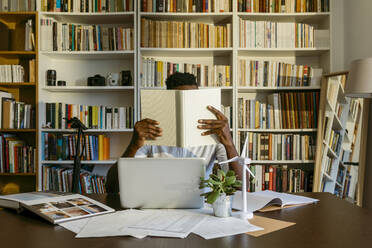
[0,193,371,248]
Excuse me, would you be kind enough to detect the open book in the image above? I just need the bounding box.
[141,88,221,147]
[232,190,319,212]
[0,192,114,224]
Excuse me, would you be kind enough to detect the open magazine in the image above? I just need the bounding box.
[0,192,114,224]
[232,190,319,212]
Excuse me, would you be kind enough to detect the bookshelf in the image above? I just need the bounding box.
[37,1,137,193]
[29,0,336,193]
[0,11,38,194]
[313,71,364,202]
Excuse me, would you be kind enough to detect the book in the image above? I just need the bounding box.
[232,190,319,213]
[0,192,114,224]
[141,88,221,147]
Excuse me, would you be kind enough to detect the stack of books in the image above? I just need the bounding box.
[44,103,134,130]
[0,134,36,174]
[141,18,232,48]
[237,132,316,161]
[41,0,133,12]
[239,19,316,48]
[248,165,313,193]
[328,129,341,155]
[40,19,134,52]
[238,92,319,129]
[0,65,25,83]
[141,57,231,87]
[42,133,110,161]
[42,165,106,194]
[238,60,323,87]
[237,0,330,13]
[141,0,231,12]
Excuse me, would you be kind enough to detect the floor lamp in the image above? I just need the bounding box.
[345,57,372,208]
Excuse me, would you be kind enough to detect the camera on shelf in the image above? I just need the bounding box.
[87,74,106,86]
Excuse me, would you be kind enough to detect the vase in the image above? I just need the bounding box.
[212,194,231,217]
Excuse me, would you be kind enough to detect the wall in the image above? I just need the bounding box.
[343,0,372,210]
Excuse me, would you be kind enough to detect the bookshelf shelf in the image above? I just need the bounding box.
[0,129,36,133]
[0,51,36,55]
[237,48,330,56]
[41,160,117,165]
[0,83,36,87]
[43,86,135,93]
[0,173,36,176]
[41,128,133,133]
[140,12,232,22]
[237,86,321,93]
[237,12,330,21]
[40,51,135,59]
[250,160,315,164]
[40,11,135,23]
[238,128,317,133]
[140,48,232,57]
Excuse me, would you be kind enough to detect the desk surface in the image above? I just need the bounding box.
[0,193,371,248]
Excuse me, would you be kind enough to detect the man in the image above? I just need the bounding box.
[106,72,241,193]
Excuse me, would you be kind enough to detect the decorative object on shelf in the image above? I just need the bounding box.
[199,169,242,218]
[107,73,120,86]
[46,69,56,86]
[121,70,132,86]
[57,80,66,86]
[345,57,372,207]
[87,74,106,86]
[66,117,88,193]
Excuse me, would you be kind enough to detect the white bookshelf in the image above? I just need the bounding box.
[37,3,138,189]
[314,72,363,201]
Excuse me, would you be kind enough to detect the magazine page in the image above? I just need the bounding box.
[23,194,115,224]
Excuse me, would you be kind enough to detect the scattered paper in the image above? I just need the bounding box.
[193,216,263,240]
[59,218,90,234]
[128,210,207,238]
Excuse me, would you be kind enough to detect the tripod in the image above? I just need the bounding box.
[66,117,88,193]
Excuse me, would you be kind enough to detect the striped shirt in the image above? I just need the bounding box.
[135,144,229,177]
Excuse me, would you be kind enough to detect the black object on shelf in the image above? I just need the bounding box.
[46,69,56,86]
[121,70,132,86]
[87,74,106,86]
[66,117,88,193]
[57,80,66,86]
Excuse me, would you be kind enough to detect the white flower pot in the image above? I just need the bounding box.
[212,194,231,217]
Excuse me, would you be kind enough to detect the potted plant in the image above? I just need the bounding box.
[200,169,242,217]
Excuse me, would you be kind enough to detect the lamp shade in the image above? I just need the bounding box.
[345,57,372,98]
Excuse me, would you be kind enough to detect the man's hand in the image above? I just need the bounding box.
[197,106,233,147]
[131,118,162,148]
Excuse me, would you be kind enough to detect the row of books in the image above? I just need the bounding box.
[239,19,315,48]
[237,0,329,13]
[0,65,25,83]
[141,57,231,87]
[247,165,313,193]
[323,155,333,176]
[41,165,106,194]
[25,19,35,51]
[42,133,110,161]
[1,91,34,129]
[237,59,323,87]
[0,135,36,174]
[349,99,360,121]
[237,132,316,161]
[44,103,134,130]
[0,0,35,11]
[328,129,341,155]
[141,18,231,48]
[336,165,345,185]
[238,92,319,129]
[40,19,134,51]
[221,105,232,128]
[141,0,231,12]
[41,0,133,12]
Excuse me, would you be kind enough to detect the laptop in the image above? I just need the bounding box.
[118,158,205,209]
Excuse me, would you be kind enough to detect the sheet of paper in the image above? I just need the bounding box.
[232,191,279,212]
[128,210,207,238]
[193,216,263,240]
[256,191,319,206]
[59,218,90,234]
[75,210,148,239]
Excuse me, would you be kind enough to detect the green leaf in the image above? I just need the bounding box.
[226,170,235,177]
[209,179,222,185]
[210,174,220,182]
[217,169,226,181]
[206,190,220,204]
[225,176,236,185]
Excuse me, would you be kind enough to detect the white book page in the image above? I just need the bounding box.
[256,191,319,207]
[232,191,282,212]
[141,90,178,146]
[182,89,221,147]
